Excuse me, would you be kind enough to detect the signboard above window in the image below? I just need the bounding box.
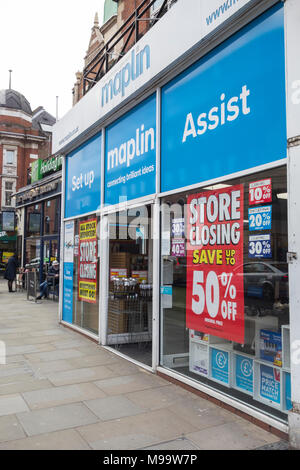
[30,156,62,184]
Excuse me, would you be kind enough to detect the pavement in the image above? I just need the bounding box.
[0,279,289,450]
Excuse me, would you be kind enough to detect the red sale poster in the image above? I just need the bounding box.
[186,185,244,344]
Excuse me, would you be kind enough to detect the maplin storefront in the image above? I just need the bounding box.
[52,0,300,445]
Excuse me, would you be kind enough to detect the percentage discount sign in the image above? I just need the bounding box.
[186,185,245,344]
[249,206,272,231]
[249,235,272,258]
[249,179,272,205]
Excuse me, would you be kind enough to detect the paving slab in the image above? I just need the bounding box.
[142,438,201,450]
[0,429,91,450]
[22,383,107,410]
[77,408,198,450]
[165,396,242,430]
[0,414,27,442]
[186,421,280,450]
[94,372,169,396]
[67,353,119,369]
[0,394,29,416]
[0,379,53,396]
[6,344,56,357]
[23,348,86,363]
[106,360,143,377]
[17,402,99,436]
[29,359,75,377]
[84,395,146,421]
[47,365,117,386]
[124,384,195,412]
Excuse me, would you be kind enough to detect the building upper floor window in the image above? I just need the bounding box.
[3,149,16,166]
[2,179,16,208]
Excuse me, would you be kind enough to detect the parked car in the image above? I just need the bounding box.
[236,261,288,302]
[25,257,41,269]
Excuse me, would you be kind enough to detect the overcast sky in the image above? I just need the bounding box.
[0,0,105,119]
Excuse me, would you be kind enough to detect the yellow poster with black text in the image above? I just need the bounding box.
[78,218,97,304]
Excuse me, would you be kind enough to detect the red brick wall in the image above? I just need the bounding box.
[0,111,52,208]
[121,0,150,52]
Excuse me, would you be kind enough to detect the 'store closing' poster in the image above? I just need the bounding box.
[78,219,98,304]
[186,185,244,343]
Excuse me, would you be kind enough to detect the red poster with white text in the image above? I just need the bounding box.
[186,185,244,344]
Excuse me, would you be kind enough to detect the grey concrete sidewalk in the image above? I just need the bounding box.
[0,279,286,450]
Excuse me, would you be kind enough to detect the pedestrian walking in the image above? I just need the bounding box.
[4,253,19,293]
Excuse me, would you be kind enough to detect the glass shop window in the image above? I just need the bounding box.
[160,166,290,420]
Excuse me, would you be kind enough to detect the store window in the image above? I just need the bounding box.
[25,204,42,271]
[44,197,60,235]
[63,215,100,335]
[107,205,153,366]
[26,204,42,239]
[160,166,290,419]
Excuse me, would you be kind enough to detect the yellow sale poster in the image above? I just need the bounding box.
[78,218,97,304]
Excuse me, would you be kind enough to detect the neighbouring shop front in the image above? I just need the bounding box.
[55,0,298,437]
[0,216,17,275]
[15,168,62,285]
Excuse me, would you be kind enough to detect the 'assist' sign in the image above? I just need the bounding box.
[186,185,244,344]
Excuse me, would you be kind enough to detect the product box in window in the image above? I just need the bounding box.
[259,329,282,367]
[190,330,209,343]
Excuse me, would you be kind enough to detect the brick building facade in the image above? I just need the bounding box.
[0,88,55,262]
[73,0,171,105]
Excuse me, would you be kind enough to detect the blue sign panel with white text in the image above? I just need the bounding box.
[161,5,286,192]
[65,133,102,219]
[105,95,156,206]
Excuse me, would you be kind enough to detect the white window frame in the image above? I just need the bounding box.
[2,178,16,208]
[3,147,17,167]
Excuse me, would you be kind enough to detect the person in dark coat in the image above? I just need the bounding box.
[4,254,19,292]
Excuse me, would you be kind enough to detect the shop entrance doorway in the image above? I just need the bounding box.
[107,204,153,367]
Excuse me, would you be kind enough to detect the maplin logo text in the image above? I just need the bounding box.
[101,45,150,107]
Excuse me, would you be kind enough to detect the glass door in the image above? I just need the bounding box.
[43,237,59,265]
[107,204,153,367]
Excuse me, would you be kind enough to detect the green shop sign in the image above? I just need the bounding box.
[31,156,62,183]
[31,159,41,183]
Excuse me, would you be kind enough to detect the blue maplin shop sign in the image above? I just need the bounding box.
[104,94,156,206]
[161,4,286,193]
[65,133,102,219]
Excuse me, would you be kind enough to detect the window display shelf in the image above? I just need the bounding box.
[254,358,283,370]
[107,331,152,345]
[189,325,291,413]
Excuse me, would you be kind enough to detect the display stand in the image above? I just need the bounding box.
[189,321,291,413]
